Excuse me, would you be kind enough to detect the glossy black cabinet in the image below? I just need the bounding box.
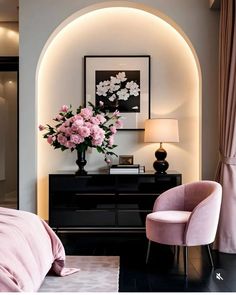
[49,171,181,232]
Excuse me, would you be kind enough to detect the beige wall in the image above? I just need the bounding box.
[0,22,19,56]
[19,0,219,216]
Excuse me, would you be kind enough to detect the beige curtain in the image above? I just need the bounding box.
[215,0,236,253]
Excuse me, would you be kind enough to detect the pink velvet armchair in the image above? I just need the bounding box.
[146,181,222,276]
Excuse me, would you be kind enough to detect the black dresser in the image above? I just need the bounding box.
[49,171,181,232]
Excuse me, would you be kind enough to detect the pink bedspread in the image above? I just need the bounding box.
[0,207,78,292]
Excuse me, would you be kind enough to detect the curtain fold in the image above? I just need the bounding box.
[214,0,236,253]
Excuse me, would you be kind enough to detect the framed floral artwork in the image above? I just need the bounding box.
[84,55,150,130]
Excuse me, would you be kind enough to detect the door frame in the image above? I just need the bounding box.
[0,56,19,209]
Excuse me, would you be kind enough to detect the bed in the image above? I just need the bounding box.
[0,207,78,292]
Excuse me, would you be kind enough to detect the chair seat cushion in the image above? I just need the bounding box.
[146,210,192,245]
[147,210,191,223]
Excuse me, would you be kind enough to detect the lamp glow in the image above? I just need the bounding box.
[144,119,179,173]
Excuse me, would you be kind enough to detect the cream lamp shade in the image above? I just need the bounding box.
[144,118,179,174]
[144,119,179,143]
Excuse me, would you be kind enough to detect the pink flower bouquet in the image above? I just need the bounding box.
[39,101,123,163]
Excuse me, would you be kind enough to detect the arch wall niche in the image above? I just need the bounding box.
[37,2,201,220]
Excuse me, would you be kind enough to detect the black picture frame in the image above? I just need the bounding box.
[84,55,150,130]
[119,155,134,165]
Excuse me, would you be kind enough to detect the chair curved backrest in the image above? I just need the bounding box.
[152,180,222,246]
[184,181,222,245]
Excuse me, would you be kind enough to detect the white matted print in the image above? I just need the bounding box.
[84,56,150,130]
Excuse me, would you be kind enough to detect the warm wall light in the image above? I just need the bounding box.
[144,118,179,174]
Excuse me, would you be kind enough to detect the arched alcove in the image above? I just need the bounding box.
[37,2,201,220]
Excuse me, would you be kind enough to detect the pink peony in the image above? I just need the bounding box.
[38,124,45,131]
[105,158,111,164]
[92,137,104,146]
[96,114,106,124]
[108,135,114,147]
[110,126,117,134]
[113,110,120,117]
[71,118,84,130]
[80,107,93,119]
[64,119,71,127]
[57,134,67,145]
[90,116,100,125]
[65,141,76,149]
[57,125,66,133]
[60,105,69,113]
[70,134,84,144]
[115,119,123,128]
[47,135,54,144]
[55,114,63,121]
[64,127,72,137]
[78,126,91,138]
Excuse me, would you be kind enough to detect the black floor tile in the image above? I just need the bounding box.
[60,232,236,292]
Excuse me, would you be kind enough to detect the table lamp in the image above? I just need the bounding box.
[144,118,179,174]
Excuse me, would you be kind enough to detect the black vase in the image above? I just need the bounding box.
[76,149,87,175]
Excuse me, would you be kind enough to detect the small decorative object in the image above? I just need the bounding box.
[109,164,140,174]
[39,101,122,175]
[119,155,134,165]
[84,55,150,130]
[139,165,145,173]
[144,118,179,174]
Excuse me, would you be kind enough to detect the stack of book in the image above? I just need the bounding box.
[109,164,140,174]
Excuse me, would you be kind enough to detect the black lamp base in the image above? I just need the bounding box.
[153,143,169,174]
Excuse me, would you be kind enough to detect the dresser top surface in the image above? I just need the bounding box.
[49,170,181,176]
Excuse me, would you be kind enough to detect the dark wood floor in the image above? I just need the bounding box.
[60,232,236,292]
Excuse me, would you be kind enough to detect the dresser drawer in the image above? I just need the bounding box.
[50,193,116,209]
[49,175,117,193]
[117,210,150,227]
[49,209,116,227]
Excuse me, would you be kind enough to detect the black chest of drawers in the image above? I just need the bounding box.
[49,171,181,232]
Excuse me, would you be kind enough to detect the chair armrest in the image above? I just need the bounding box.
[153,184,186,212]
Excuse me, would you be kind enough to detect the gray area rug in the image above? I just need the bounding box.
[39,256,119,292]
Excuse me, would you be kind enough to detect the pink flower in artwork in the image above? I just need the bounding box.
[99,100,104,107]
[60,105,69,113]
